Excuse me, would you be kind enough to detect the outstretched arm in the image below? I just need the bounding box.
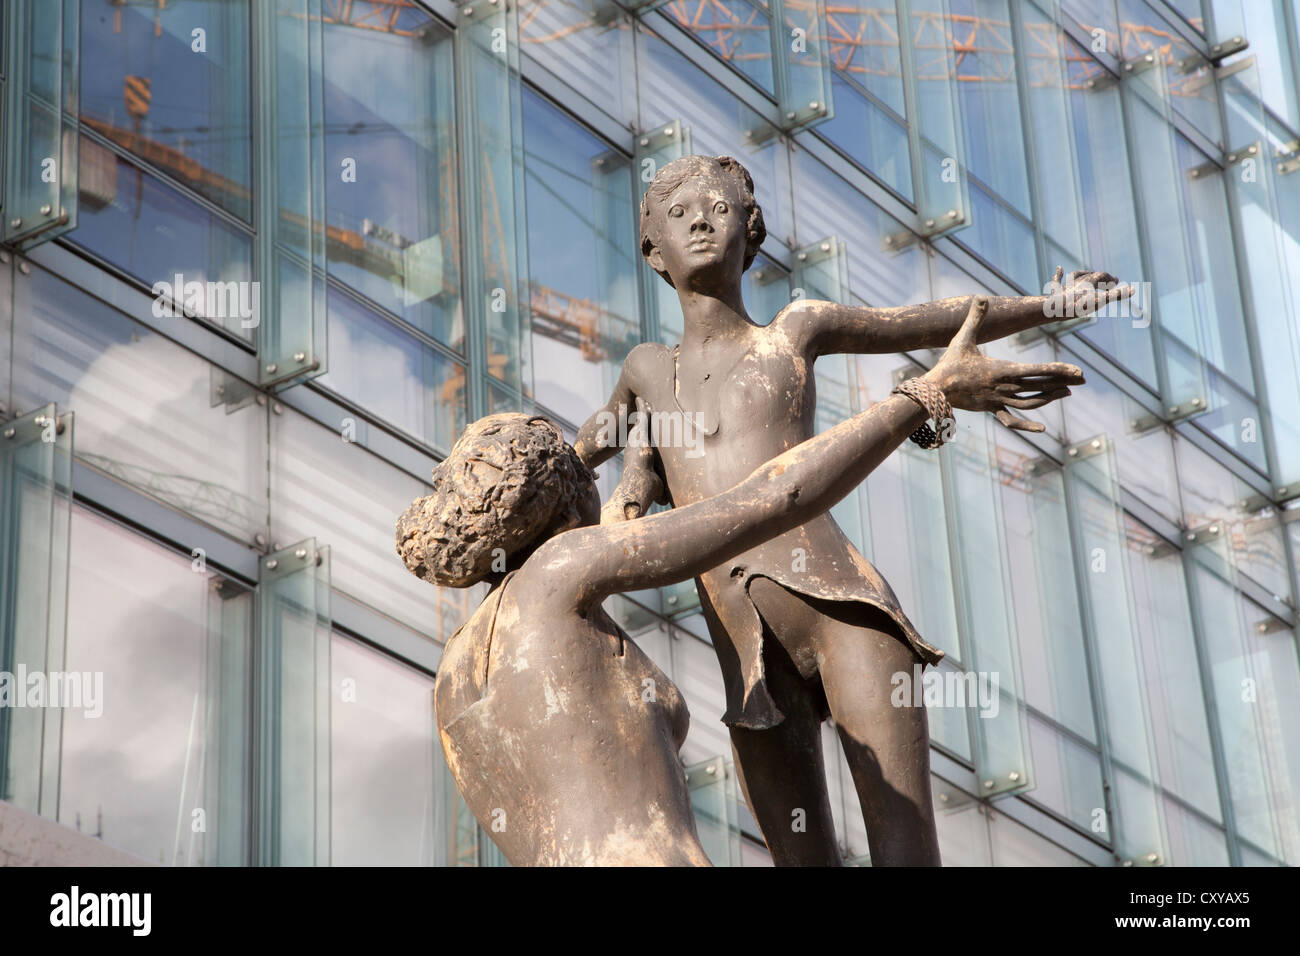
[783,268,1133,357]
[534,297,1084,611]
[574,343,658,469]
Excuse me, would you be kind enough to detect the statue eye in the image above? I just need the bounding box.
[668,204,685,218]
[714,201,729,215]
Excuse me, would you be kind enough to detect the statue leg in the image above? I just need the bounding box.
[725,634,842,866]
[816,605,941,866]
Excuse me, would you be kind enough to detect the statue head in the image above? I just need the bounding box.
[639,154,766,293]
[396,413,600,588]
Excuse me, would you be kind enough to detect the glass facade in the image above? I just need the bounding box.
[1,0,1297,866]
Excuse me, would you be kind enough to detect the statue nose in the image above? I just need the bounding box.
[690,214,712,233]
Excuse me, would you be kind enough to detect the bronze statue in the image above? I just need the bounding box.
[398,293,1086,866]
[575,155,1130,866]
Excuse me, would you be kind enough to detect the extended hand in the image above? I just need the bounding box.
[1044,266,1134,320]
[925,296,1085,433]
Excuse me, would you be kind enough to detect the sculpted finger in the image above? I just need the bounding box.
[996,408,1046,432]
[949,295,989,352]
[1051,265,1064,289]
[1001,387,1071,409]
[997,361,1086,384]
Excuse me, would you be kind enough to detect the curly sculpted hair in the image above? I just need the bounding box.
[396,413,596,588]
[639,154,766,288]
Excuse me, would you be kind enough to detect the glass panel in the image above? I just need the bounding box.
[2,0,79,247]
[1118,0,1219,141]
[897,0,970,236]
[1183,539,1286,858]
[456,0,532,411]
[686,756,742,866]
[256,0,328,388]
[10,263,269,544]
[1067,48,1156,382]
[949,0,1032,217]
[270,405,471,641]
[1120,53,1210,418]
[321,10,461,348]
[257,539,331,866]
[769,0,834,129]
[1024,714,1106,833]
[960,179,1038,292]
[69,138,257,342]
[944,413,1031,798]
[821,71,914,199]
[524,89,640,426]
[1219,57,1300,494]
[520,2,638,128]
[1163,797,1230,865]
[80,0,251,221]
[1000,450,1095,740]
[0,404,72,819]
[792,148,929,307]
[316,288,466,455]
[665,0,776,93]
[330,634,439,866]
[1062,435,1168,864]
[59,506,254,865]
[987,805,1091,864]
[1240,607,1300,864]
[1124,517,1221,819]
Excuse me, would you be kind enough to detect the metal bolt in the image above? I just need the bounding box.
[462,6,472,15]
[809,101,820,111]
[924,218,935,228]
[255,533,267,546]
[1008,771,1021,782]
[9,218,21,228]
[1209,524,1219,534]
[820,242,830,252]
[266,558,279,570]
[983,779,995,790]
[1191,397,1203,408]
[255,394,267,406]
[797,251,808,261]
[667,595,678,605]
[1146,853,1159,864]
[0,251,8,264]
[1067,447,1079,457]
[639,137,649,147]
[1187,531,1197,541]
[946,209,958,219]
[18,261,30,275]
[265,363,278,374]
[706,765,717,776]
[40,204,51,216]
[786,111,796,120]
[1279,486,1290,496]
[294,351,306,363]
[1168,405,1179,415]
[1090,439,1101,450]
[664,127,674,137]
[295,548,308,560]
[3,428,14,439]
[273,402,284,415]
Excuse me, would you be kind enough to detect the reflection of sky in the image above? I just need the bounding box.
[321,17,459,341]
[80,0,251,217]
[330,636,439,865]
[60,507,224,865]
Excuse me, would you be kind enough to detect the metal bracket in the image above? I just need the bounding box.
[1064,435,1108,463]
[260,539,323,581]
[979,769,1028,799]
[1188,159,1221,180]
[1182,522,1225,548]
[637,121,687,158]
[1207,34,1249,65]
[916,207,964,240]
[1120,53,1158,78]
[1224,142,1261,168]
[1120,851,1164,867]
[1083,71,1120,92]
[1253,616,1289,636]
[1237,492,1272,514]
[883,228,921,254]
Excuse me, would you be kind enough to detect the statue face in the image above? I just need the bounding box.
[645,170,748,293]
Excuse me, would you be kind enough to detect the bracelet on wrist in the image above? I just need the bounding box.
[891,377,953,449]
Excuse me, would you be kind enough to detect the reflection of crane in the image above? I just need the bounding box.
[579,0,1211,96]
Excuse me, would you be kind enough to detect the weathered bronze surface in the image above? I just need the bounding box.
[573,155,1128,866]
[396,154,1123,866]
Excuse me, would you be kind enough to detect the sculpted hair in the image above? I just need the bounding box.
[396,413,596,588]
[639,154,766,287]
